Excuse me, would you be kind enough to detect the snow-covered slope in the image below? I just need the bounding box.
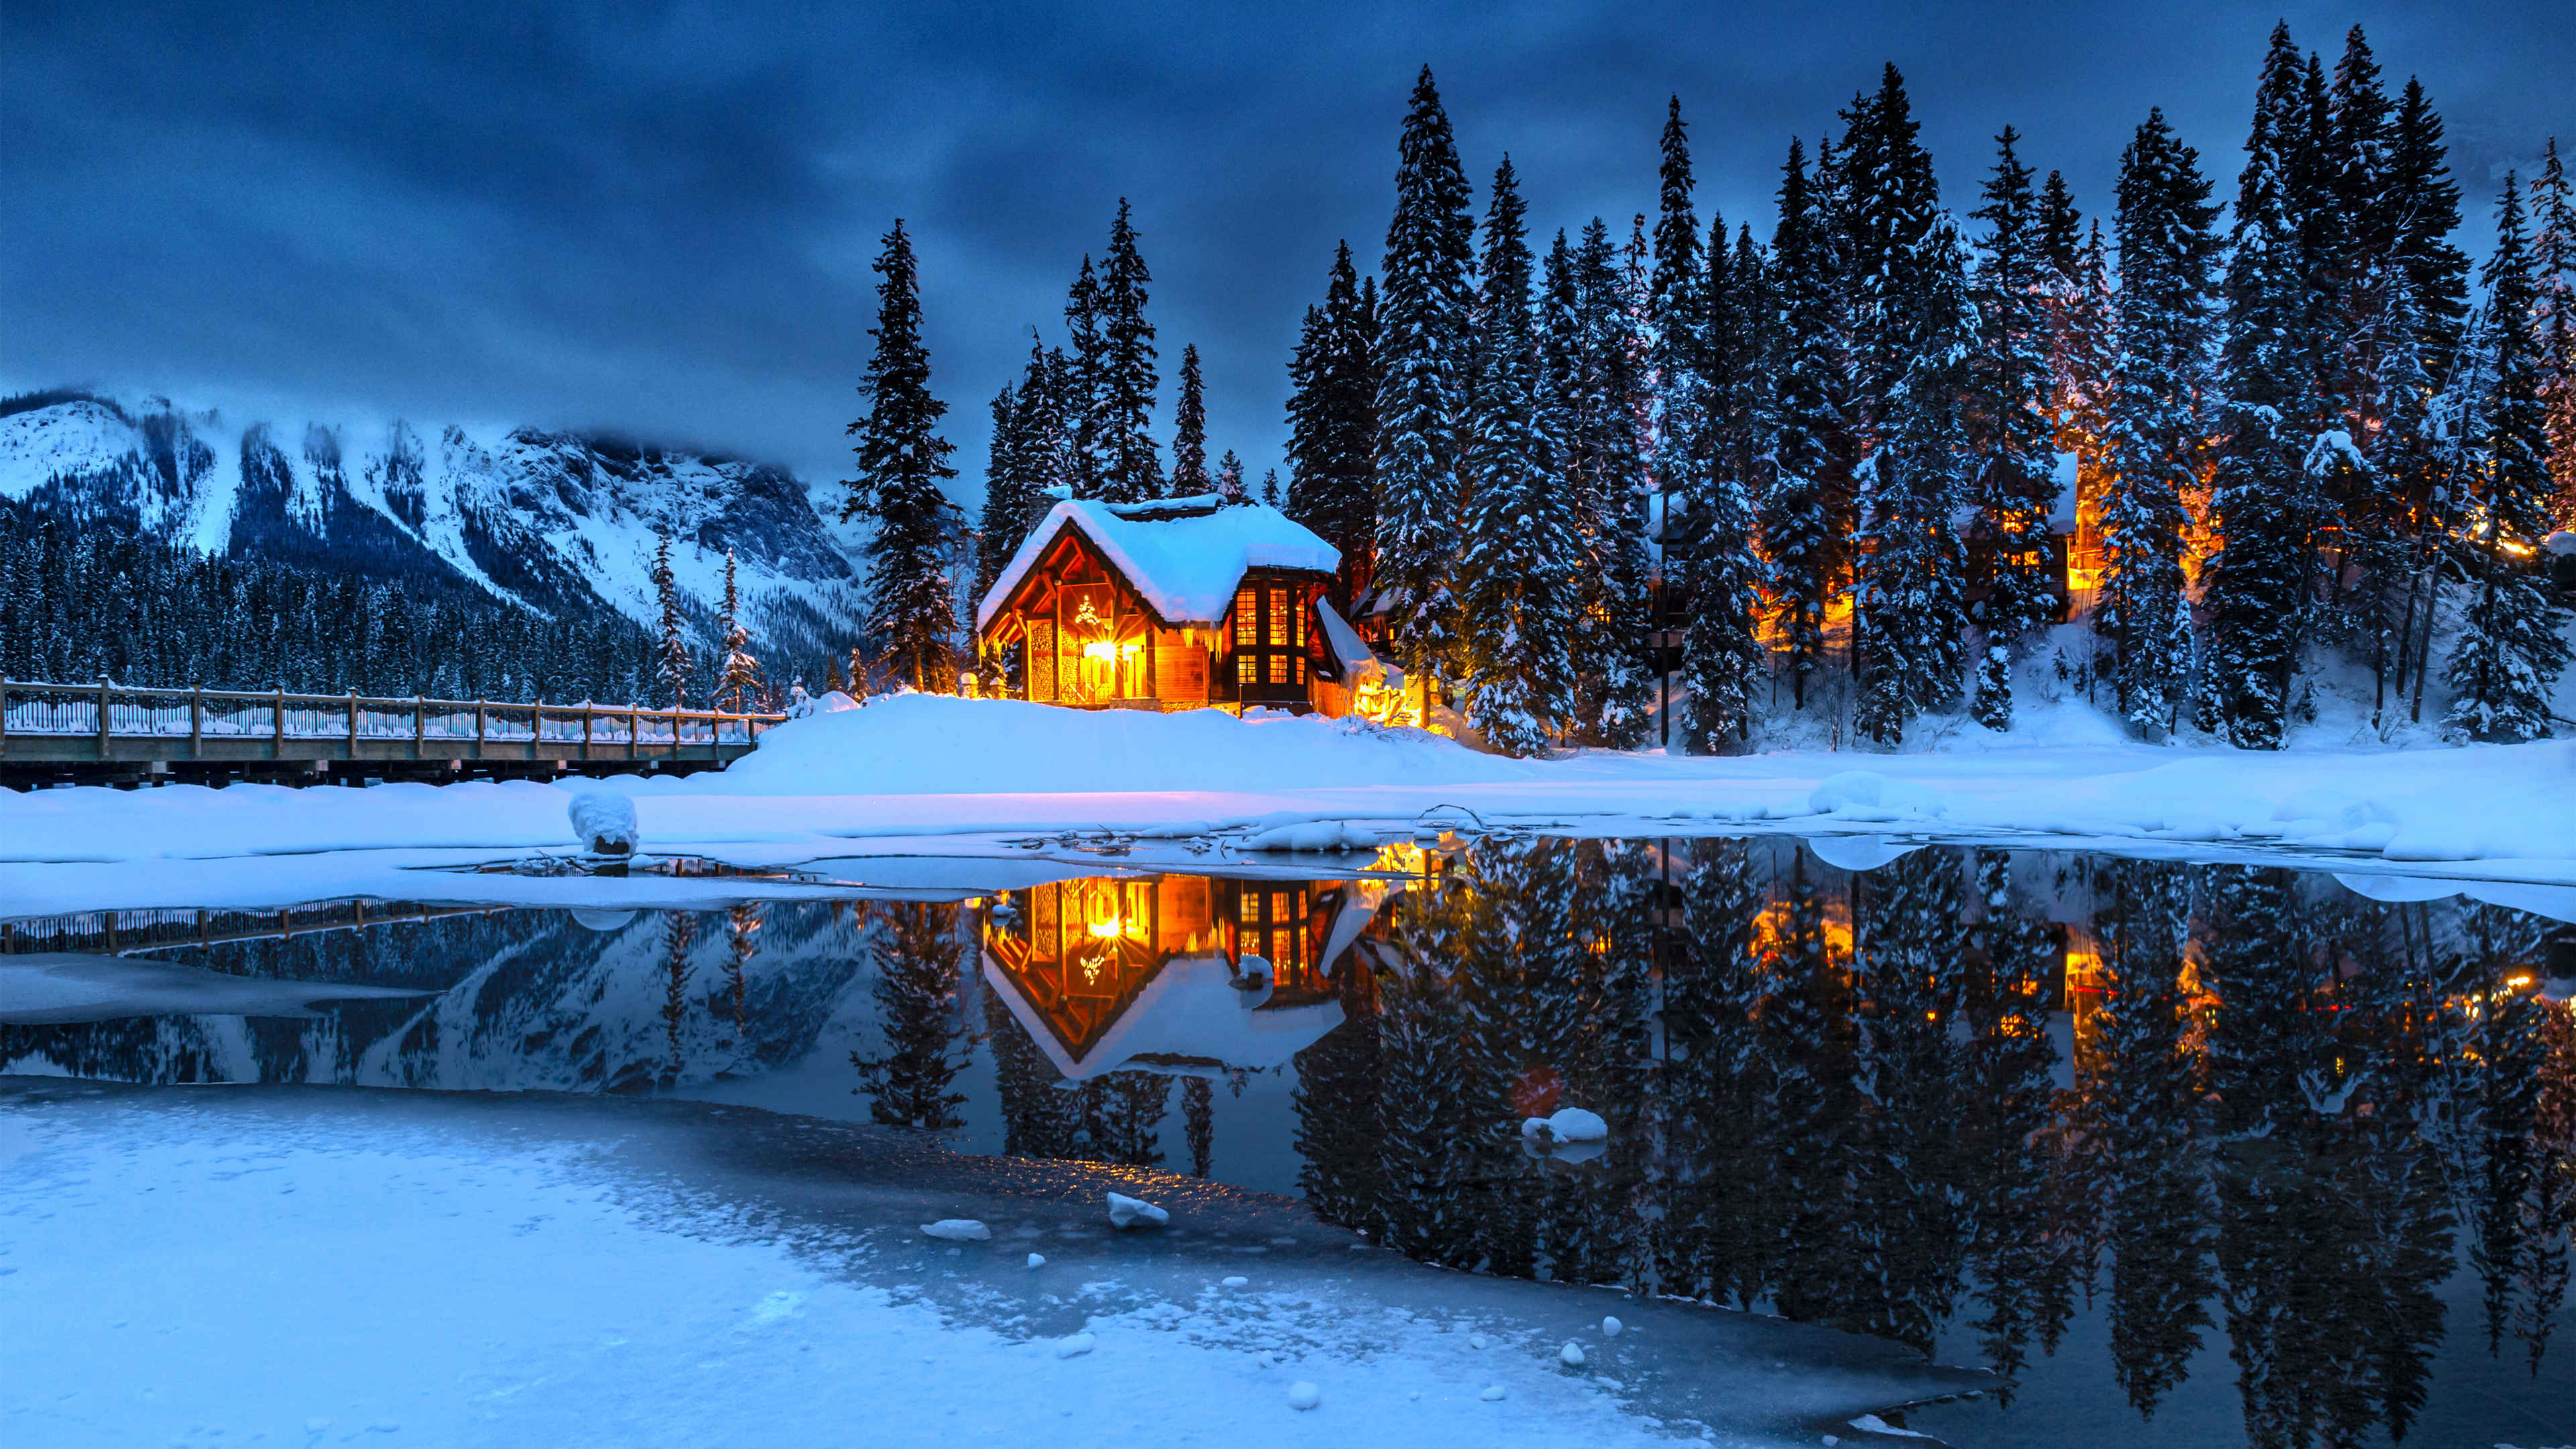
[0,391,857,651]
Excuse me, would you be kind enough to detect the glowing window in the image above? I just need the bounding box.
[1237,655,1258,684]
[1234,589,1257,645]
[1268,653,1289,684]
[1267,590,1289,649]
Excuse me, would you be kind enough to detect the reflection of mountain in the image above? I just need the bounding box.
[0,904,871,1094]
[1279,838,2573,1447]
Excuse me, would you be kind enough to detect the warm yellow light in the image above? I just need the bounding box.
[1087,917,1123,939]
[1082,641,1117,661]
[2508,974,2534,989]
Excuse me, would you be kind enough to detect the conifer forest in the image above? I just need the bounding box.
[910,25,2576,755]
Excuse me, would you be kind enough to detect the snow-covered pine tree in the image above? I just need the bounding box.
[2443,176,2571,742]
[1171,342,1210,496]
[1285,241,1381,600]
[650,529,692,708]
[1214,449,1247,503]
[1841,67,1970,743]
[1062,256,1106,498]
[1373,65,1477,686]
[2533,138,2576,524]
[715,549,763,712]
[973,382,1029,601]
[2100,109,2221,735]
[1096,199,1163,502]
[840,219,961,693]
[2203,26,2324,748]
[1456,157,1575,757]
[1565,217,1658,747]
[1763,138,1857,711]
[1854,215,1975,745]
[1966,126,2066,729]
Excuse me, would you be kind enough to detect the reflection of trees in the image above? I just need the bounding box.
[1285,840,2562,1444]
[722,903,761,1037]
[660,911,696,1079]
[849,903,969,1130]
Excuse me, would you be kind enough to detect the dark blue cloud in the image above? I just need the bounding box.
[4,0,2567,490]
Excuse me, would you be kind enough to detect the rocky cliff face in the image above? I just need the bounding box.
[0,390,859,654]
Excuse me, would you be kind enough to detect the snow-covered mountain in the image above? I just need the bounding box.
[0,390,859,655]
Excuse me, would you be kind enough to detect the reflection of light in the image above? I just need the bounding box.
[1079,951,1110,983]
[1082,641,1117,661]
[1087,917,1123,939]
[2508,974,2534,989]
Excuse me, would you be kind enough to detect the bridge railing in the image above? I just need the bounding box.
[0,678,788,760]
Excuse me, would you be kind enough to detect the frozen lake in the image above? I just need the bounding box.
[5,835,2571,1447]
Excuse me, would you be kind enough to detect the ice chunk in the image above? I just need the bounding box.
[1106,1191,1169,1229]
[1480,1385,1507,1401]
[1054,1332,1095,1358]
[1803,833,1925,873]
[1602,1314,1623,1336]
[920,1219,989,1242]
[567,792,639,857]
[1220,1275,1248,1288]
[1560,1341,1586,1366]
[1026,1252,1046,1269]
[1286,1381,1322,1411]
[1847,1414,1931,1438]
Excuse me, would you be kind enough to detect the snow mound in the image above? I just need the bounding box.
[1803,834,1925,873]
[1026,1252,1046,1269]
[1481,1385,1508,1401]
[1220,1275,1249,1288]
[1054,1332,1095,1359]
[1286,1381,1322,1411]
[1602,1316,1623,1337]
[920,1219,989,1242]
[1560,1342,1587,1367]
[1809,771,1948,820]
[1106,1191,1169,1230]
[1519,1108,1609,1144]
[567,792,639,856]
[711,695,1539,797]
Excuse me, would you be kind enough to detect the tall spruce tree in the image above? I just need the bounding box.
[2444,177,2571,741]
[1966,126,2065,729]
[715,549,763,711]
[2204,26,2324,747]
[1096,199,1163,501]
[2100,109,2221,734]
[1762,138,1856,710]
[1171,342,1210,495]
[1063,256,1106,497]
[2534,138,2576,524]
[974,383,1028,601]
[1214,448,1247,503]
[1286,241,1381,601]
[651,529,693,708]
[1374,65,1477,684]
[1841,66,1970,743]
[1456,158,1575,756]
[1561,216,1660,747]
[841,219,960,692]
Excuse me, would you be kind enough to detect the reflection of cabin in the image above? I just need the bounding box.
[977,874,1375,1079]
[975,495,1378,716]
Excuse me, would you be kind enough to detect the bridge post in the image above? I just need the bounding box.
[413,696,425,757]
[347,692,360,755]
[628,707,639,762]
[475,699,486,756]
[274,687,286,759]
[582,704,594,759]
[97,678,113,759]
[190,686,203,759]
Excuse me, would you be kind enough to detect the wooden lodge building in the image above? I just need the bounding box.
[974,494,1381,716]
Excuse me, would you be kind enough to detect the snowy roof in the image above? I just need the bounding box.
[980,951,1345,1080]
[976,497,1340,631]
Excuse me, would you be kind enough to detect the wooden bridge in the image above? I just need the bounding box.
[0,678,786,788]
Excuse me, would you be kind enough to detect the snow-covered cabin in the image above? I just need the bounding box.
[974,494,1376,715]
[977,875,1364,1079]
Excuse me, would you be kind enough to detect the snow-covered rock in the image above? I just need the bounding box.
[1601,1316,1623,1336]
[1480,1385,1507,1401]
[1053,1333,1095,1359]
[568,792,639,858]
[920,1220,989,1242]
[1559,1342,1586,1367]
[1519,1108,1609,1144]
[1106,1192,1169,1230]
[1285,1381,1322,1411]
[1026,1252,1047,1269]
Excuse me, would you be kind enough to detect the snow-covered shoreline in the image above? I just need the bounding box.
[0,1077,1988,1447]
[6,696,2572,914]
